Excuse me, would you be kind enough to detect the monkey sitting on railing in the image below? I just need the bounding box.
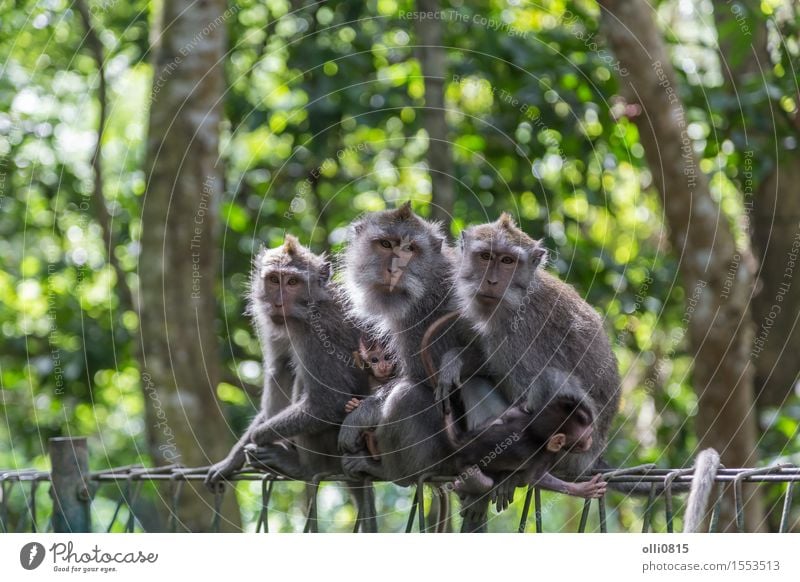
[343,335,397,462]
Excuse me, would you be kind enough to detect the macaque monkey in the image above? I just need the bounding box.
[205,236,375,529]
[421,311,606,504]
[344,335,397,459]
[338,202,507,532]
[442,214,621,494]
[445,390,607,500]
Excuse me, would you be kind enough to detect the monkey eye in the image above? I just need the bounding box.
[371,357,379,364]
[500,256,515,265]
[287,277,298,286]
[379,239,393,249]
[268,275,279,284]
[479,252,491,261]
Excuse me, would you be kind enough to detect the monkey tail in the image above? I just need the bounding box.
[683,448,720,532]
[420,310,460,388]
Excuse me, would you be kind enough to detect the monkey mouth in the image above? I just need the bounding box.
[269,313,288,324]
[476,293,501,304]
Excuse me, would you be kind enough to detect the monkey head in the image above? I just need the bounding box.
[353,335,396,381]
[539,395,595,455]
[250,235,332,326]
[343,201,448,325]
[455,213,547,322]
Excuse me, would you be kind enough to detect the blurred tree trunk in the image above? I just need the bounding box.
[600,0,765,531]
[141,0,240,531]
[714,1,800,410]
[416,0,455,228]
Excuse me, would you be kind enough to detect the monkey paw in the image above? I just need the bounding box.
[490,479,517,513]
[458,494,489,531]
[341,454,385,480]
[204,452,245,493]
[244,443,304,479]
[568,474,607,499]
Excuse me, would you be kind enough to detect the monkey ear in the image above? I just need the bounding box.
[353,351,365,368]
[350,219,364,238]
[319,261,332,285]
[546,433,566,453]
[396,201,413,220]
[531,242,547,268]
[458,230,468,250]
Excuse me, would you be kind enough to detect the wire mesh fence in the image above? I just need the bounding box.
[1,438,797,533]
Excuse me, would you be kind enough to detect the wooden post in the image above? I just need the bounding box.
[49,437,91,532]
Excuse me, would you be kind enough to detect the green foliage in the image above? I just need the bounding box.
[1,0,798,531]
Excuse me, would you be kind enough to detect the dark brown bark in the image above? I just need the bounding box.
[141,0,240,531]
[599,0,765,531]
[715,0,800,409]
[416,0,455,228]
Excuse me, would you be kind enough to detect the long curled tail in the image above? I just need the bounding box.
[683,448,720,532]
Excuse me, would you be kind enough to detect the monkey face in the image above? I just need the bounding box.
[343,204,446,322]
[455,218,547,322]
[260,268,310,323]
[365,348,396,381]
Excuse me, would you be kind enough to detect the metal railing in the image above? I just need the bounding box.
[1,437,797,533]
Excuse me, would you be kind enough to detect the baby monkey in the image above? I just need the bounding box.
[447,391,607,500]
[344,335,397,460]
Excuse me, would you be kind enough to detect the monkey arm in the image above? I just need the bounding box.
[338,394,385,453]
[435,346,489,411]
[204,410,267,491]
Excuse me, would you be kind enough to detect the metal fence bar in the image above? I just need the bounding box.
[779,482,794,533]
[518,486,533,533]
[3,458,799,533]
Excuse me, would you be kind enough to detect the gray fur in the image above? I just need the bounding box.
[683,448,720,532]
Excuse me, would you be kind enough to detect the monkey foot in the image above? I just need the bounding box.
[244,443,305,480]
[565,474,607,499]
[342,453,386,480]
[453,468,494,496]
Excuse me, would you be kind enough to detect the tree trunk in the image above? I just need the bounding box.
[714,0,800,409]
[141,0,240,531]
[599,0,765,531]
[416,0,455,228]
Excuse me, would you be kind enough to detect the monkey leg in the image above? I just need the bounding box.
[363,429,380,460]
[533,472,607,499]
[453,466,494,496]
[244,442,307,480]
[458,493,490,533]
[341,452,387,480]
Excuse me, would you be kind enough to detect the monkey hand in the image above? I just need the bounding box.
[491,479,517,513]
[566,474,607,499]
[344,398,362,413]
[250,424,280,447]
[204,449,245,493]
